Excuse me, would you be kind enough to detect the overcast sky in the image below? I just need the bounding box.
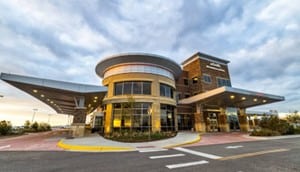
[0,0,299,125]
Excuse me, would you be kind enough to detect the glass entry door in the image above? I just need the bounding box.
[226,108,240,131]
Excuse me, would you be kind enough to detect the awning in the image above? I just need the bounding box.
[178,86,284,108]
[0,73,107,115]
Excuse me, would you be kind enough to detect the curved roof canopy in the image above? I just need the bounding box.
[0,73,107,115]
[95,53,182,78]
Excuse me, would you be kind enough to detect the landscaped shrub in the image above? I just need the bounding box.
[0,120,12,136]
[105,131,177,142]
[251,116,296,136]
[250,129,280,136]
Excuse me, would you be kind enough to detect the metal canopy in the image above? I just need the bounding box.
[0,73,107,115]
[178,86,284,108]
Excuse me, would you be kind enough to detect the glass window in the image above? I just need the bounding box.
[123,82,132,94]
[160,104,175,131]
[133,82,142,94]
[142,82,151,95]
[160,83,174,98]
[114,81,151,95]
[217,78,231,87]
[203,74,211,83]
[112,102,151,131]
[114,82,123,95]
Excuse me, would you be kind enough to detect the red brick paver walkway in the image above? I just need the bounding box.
[186,132,258,147]
[0,130,68,151]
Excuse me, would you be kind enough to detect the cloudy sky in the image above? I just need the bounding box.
[0,0,299,125]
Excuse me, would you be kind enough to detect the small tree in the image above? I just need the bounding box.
[286,111,300,124]
[31,122,39,131]
[0,120,12,135]
[24,120,31,129]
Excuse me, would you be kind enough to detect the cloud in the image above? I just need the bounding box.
[0,0,299,124]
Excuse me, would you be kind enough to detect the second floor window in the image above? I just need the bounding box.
[216,78,231,87]
[114,81,151,95]
[160,83,174,98]
[202,74,212,83]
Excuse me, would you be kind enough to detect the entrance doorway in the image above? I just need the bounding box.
[226,108,240,131]
[206,112,219,132]
[177,114,193,131]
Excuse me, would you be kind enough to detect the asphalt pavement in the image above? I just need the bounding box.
[1,137,299,172]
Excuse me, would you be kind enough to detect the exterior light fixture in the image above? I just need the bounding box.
[94,96,98,99]
[88,104,91,107]
[47,99,50,101]
[263,100,267,103]
[33,89,38,93]
[253,98,257,102]
[41,94,44,97]
[241,97,246,100]
[230,95,235,99]
[93,100,97,103]
[50,101,54,104]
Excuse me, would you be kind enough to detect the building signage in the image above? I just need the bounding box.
[206,62,225,72]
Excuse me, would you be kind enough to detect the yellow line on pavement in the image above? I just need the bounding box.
[219,148,290,161]
[57,140,134,152]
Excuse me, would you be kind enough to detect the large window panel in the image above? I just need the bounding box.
[114,81,152,95]
[123,81,132,94]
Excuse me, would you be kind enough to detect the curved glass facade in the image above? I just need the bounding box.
[112,102,151,131]
[104,64,174,80]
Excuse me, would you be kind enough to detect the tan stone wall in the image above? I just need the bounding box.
[238,108,249,132]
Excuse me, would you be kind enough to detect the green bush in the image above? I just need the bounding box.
[258,116,290,135]
[0,120,12,135]
[250,129,280,136]
[31,122,39,131]
[105,131,177,142]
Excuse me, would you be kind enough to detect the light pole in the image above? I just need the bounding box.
[147,105,152,141]
[31,108,38,123]
[0,95,3,98]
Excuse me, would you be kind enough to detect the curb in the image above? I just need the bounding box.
[57,140,134,152]
[163,134,201,149]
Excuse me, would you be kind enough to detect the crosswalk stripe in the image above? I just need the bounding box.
[166,160,209,169]
[174,147,222,159]
[149,154,185,159]
[138,148,168,153]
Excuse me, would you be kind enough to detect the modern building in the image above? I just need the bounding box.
[0,52,284,137]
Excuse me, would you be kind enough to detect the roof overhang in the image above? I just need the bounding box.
[0,73,107,115]
[178,86,284,108]
[95,53,182,78]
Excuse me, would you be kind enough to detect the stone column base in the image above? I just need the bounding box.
[239,124,249,132]
[71,123,85,137]
[219,124,230,132]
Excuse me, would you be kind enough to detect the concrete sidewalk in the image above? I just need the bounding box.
[57,132,200,152]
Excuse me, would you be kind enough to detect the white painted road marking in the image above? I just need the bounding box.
[0,145,11,150]
[149,154,185,159]
[226,145,244,149]
[166,160,209,169]
[174,147,222,159]
[138,148,168,153]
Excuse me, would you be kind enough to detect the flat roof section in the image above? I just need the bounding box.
[0,73,107,115]
[181,52,230,66]
[178,86,284,108]
[95,53,182,78]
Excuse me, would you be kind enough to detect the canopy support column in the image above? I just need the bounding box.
[194,103,206,132]
[238,108,249,132]
[219,107,229,132]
